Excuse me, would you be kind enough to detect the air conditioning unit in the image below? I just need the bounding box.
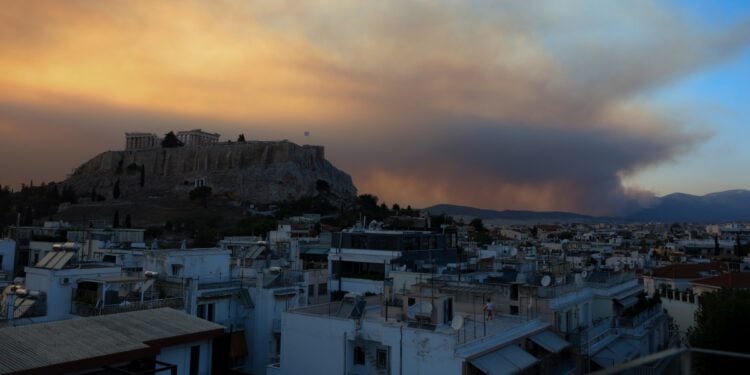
[59,277,70,285]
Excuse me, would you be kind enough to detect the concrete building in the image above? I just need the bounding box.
[125,132,159,150]
[329,230,456,295]
[177,129,220,146]
[276,289,573,375]
[0,239,15,286]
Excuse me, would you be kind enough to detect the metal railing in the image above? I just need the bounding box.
[591,347,750,375]
[73,297,185,316]
[618,306,661,328]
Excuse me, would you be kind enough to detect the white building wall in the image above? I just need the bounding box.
[661,299,697,337]
[144,250,231,281]
[157,340,212,375]
[280,312,464,375]
[0,239,15,277]
[248,287,303,375]
[337,278,384,295]
[280,313,354,375]
[23,266,123,322]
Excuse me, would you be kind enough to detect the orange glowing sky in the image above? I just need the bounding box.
[1,1,749,215]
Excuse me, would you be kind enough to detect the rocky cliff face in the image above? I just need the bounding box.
[65,141,357,204]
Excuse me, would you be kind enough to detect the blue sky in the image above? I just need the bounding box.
[626,2,750,195]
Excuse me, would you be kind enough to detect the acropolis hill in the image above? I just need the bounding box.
[63,132,357,206]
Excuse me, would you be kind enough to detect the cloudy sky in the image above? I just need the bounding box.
[1,1,749,215]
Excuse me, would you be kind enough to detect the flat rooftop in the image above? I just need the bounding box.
[292,296,538,345]
[0,308,224,374]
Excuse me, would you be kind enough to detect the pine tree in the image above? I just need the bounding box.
[161,131,184,148]
[113,210,120,228]
[124,214,132,228]
[237,134,246,142]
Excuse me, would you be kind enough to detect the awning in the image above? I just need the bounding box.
[591,339,638,368]
[274,288,298,297]
[198,289,239,300]
[615,295,638,309]
[470,345,538,375]
[301,247,330,255]
[529,331,570,353]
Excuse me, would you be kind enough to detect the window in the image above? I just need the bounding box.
[318,283,327,295]
[510,306,519,315]
[197,303,215,322]
[308,284,315,296]
[189,345,200,375]
[353,346,365,365]
[171,264,183,276]
[376,349,388,369]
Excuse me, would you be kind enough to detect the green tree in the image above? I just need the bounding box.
[469,218,487,232]
[357,194,379,210]
[688,289,750,372]
[161,131,184,148]
[237,134,246,142]
[124,214,132,228]
[113,210,120,228]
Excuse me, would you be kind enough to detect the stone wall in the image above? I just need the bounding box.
[65,141,355,204]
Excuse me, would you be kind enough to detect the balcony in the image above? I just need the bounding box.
[536,283,584,298]
[618,305,662,329]
[568,317,615,353]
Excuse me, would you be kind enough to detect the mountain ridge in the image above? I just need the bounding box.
[424,189,750,223]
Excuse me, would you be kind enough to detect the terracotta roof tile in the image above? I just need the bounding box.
[651,263,723,279]
[692,272,750,289]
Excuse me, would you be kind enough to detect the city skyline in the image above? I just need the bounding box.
[1,1,749,215]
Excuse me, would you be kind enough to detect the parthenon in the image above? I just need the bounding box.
[125,132,159,150]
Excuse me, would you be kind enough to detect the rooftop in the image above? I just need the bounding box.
[692,272,750,289]
[291,295,539,346]
[650,263,723,279]
[0,308,224,374]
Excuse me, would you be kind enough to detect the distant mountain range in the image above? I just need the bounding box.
[425,189,750,223]
[626,189,750,223]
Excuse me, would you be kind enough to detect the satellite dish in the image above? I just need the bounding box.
[451,315,465,330]
[555,276,565,285]
[408,301,433,319]
[510,248,518,256]
[541,275,552,287]
[581,270,589,279]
